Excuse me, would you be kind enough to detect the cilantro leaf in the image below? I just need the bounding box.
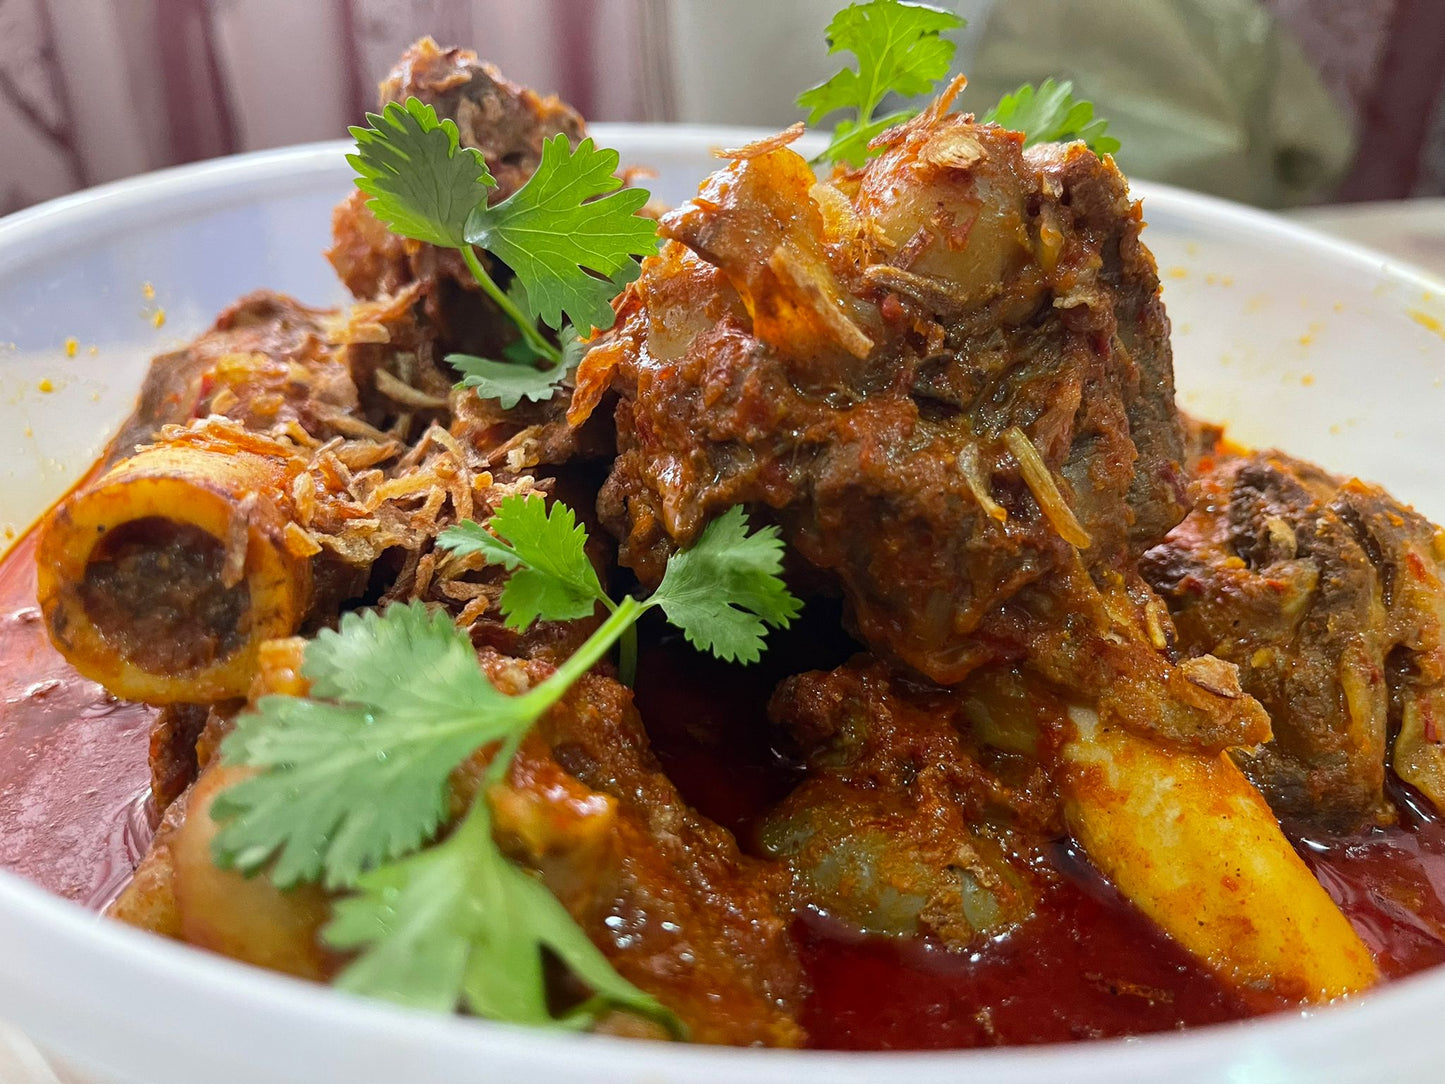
[464,135,658,334]
[651,506,802,664]
[348,98,496,249]
[447,324,588,409]
[438,494,606,630]
[815,108,918,172]
[211,603,532,889]
[212,496,798,1030]
[449,356,570,410]
[325,796,683,1034]
[433,518,522,571]
[322,808,478,1013]
[982,78,1121,155]
[347,99,652,368]
[798,0,964,168]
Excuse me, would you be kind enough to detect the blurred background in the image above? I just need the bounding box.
[2,0,1444,216]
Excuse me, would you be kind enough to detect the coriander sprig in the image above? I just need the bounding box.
[213,498,798,888]
[210,497,797,1031]
[798,3,1122,170]
[450,317,590,409]
[464,134,657,335]
[798,0,965,169]
[211,603,543,890]
[982,78,1121,155]
[439,491,638,678]
[439,495,607,630]
[348,97,657,403]
[349,96,496,248]
[326,792,682,1035]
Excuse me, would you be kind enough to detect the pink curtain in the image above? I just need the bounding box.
[0,0,674,215]
[3,0,1445,215]
[1270,0,1445,198]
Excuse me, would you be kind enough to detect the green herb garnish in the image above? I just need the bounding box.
[798,0,964,168]
[448,323,589,410]
[438,494,607,631]
[348,97,657,405]
[798,5,1122,169]
[211,497,798,1031]
[211,602,543,891]
[463,135,656,334]
[326,791,681,1034]
[981,78,1121,154]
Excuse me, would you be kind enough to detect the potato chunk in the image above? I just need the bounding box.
[1061,707,1377,1003]
[169,765,335,981]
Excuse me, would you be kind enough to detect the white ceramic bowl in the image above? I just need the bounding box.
[3,127,1445,1084]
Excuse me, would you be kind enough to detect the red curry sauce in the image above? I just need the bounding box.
[0,531,156,908]
[3,533,1445,1049]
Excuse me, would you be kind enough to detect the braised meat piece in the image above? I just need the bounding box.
[986,562,1268,751]
[573,94,1265,753]
[575,95,1190,688]
[487,663,806,1046]
[761,648,1372,1004]
[379,36,585,199]
[1142,448,1445,829]
[328,37,604,467]
[1179,410,1226,471]
[147,703,213,812]
[103,286,467,464]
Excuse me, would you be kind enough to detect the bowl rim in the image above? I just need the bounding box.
[3,125,1442,294]
[3,127,1445,1082]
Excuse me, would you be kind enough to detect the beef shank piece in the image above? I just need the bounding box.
[576,100,1189,688]
[103,291,359,462]
[378,36,585,199]
[1142,447,1445,829]
[487,663,806,1046]
[328,37,604,467]
[760,647,1374,1005]
[574,95,1264,751]
[330,34,585,300]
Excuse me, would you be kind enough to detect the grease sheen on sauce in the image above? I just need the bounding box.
[0,531,156,908]
[4,539,1445,1048]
